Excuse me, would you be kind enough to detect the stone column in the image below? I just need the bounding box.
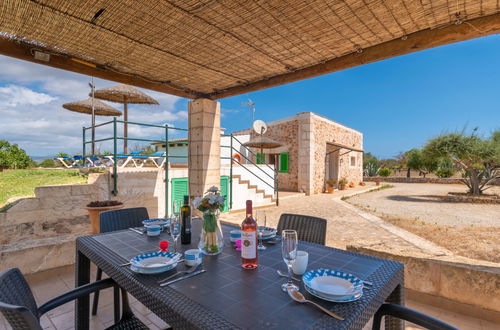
[297,113,314,195]
[188,98,221,198]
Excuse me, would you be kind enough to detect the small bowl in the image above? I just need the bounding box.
[184,249,203,267]
[145,224,161,236]
[143,218,169,229]
[230,229,242,242]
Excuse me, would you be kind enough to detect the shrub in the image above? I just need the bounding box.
[38,159,58,168]
[0,140,33,169]
[379,168,392,177]
[435,167,455,178]
[338,177,348,185]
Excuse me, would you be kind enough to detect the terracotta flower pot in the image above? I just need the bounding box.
[339,184,346,190]
[375,178,381,186]
[85,204,124,234]
[327,186,334,194]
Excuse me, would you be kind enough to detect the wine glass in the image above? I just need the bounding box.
[256,211,267,250]
[169,215,181,254]
[281,229,299,292]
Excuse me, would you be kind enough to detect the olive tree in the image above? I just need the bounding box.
[422,130,500,195]
[406,149,438,178]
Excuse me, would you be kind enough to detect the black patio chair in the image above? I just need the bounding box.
[277,213,327,245]
[92,207,150,315]
[0,268,148,330]
[372,304,458,330]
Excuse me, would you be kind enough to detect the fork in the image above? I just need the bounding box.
[157,264,201,283]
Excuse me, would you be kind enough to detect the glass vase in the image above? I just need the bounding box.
[198,211,224,255]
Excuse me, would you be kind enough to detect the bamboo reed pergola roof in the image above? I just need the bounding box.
[1,1,500,99]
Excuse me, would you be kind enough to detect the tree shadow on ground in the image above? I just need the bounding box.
[385,195,448,203]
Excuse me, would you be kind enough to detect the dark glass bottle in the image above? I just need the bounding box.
[241,200,258,269]
[180,195,191,244]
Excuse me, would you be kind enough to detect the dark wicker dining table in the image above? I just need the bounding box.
[75,218,404,329]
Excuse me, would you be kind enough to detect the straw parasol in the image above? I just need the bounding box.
[92,84,159,153]
[243,136,282,163]
[63,98,121,155]
[62,98,122,116]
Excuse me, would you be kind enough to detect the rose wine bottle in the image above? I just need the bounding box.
[241,200,258,269]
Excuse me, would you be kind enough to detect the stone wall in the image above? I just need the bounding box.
[347,245,500,315]
[311,114,363,194]
[364,176,500,185]
[0,170,160,274]
[248,120,299,191]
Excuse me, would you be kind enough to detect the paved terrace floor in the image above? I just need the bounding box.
[0,264,495,330]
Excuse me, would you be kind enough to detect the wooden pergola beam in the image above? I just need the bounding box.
[0,37,201,99]
[208,13,500,100]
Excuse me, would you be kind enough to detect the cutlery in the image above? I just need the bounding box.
[129,227,144,235]
[287,288,344,321]
[158,263,200,283]
[120,262,131,267]
[160,269,206,286]
[277,269,301,282]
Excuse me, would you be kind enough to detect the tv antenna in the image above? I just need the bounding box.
[241,99,256,124]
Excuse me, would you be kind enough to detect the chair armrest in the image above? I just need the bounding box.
[372,304,458,330]
[37,278,116,316]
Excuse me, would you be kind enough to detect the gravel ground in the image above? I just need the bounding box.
[348,183,500,227]
[347,183,500,263]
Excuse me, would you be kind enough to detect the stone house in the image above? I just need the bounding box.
[233,112,363,195]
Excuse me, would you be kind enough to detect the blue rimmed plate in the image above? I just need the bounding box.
[259,226,277,240]
[129,251,180,274]
[142,218,170,229]
[304,284,363,303]
[303,269,363,298]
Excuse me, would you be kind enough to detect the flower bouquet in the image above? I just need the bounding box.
[193,186,226,255]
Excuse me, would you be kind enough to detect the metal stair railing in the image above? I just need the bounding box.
[82,118,188,217]
[221,134,279,208]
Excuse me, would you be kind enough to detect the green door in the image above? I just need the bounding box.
[171,178,188,213]
[220,176,229,212]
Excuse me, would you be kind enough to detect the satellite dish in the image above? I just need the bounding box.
[253,120,267,135]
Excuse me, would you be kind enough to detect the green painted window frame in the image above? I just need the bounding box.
[279,152,289,173]
[256,153,265,164]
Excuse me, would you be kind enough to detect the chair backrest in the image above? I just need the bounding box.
[0,268,42,330]
[99,207,150,233]
[277,213,327,245]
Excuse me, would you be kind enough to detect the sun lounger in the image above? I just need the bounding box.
[55,155,83,168]
[105,150,144,168]
[132,151,166,168]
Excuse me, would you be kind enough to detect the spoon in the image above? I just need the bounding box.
[287,288,344,321]
[276,269,301,281]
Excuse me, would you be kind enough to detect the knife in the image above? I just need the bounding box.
[160,269,206,286]
[129,227,144,235]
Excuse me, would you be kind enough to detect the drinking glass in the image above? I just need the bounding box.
[281,229,299,292]
[256,211,267,250]
[169,216,181,254]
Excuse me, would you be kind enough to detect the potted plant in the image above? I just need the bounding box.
[338,178,348,190]
[325,179,337,194]
[349,182,355,188]
[86,200,124,234]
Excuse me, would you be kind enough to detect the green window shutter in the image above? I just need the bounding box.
[219,176,229,212]
[279,152,289,173]
[256,153,264,164]
[171,178,188,213]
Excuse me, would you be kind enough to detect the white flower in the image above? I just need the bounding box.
[207,186,219,193]
[208,194,218,205]
[192,197,203,209]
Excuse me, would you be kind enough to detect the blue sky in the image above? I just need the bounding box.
[1,34,499,158]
